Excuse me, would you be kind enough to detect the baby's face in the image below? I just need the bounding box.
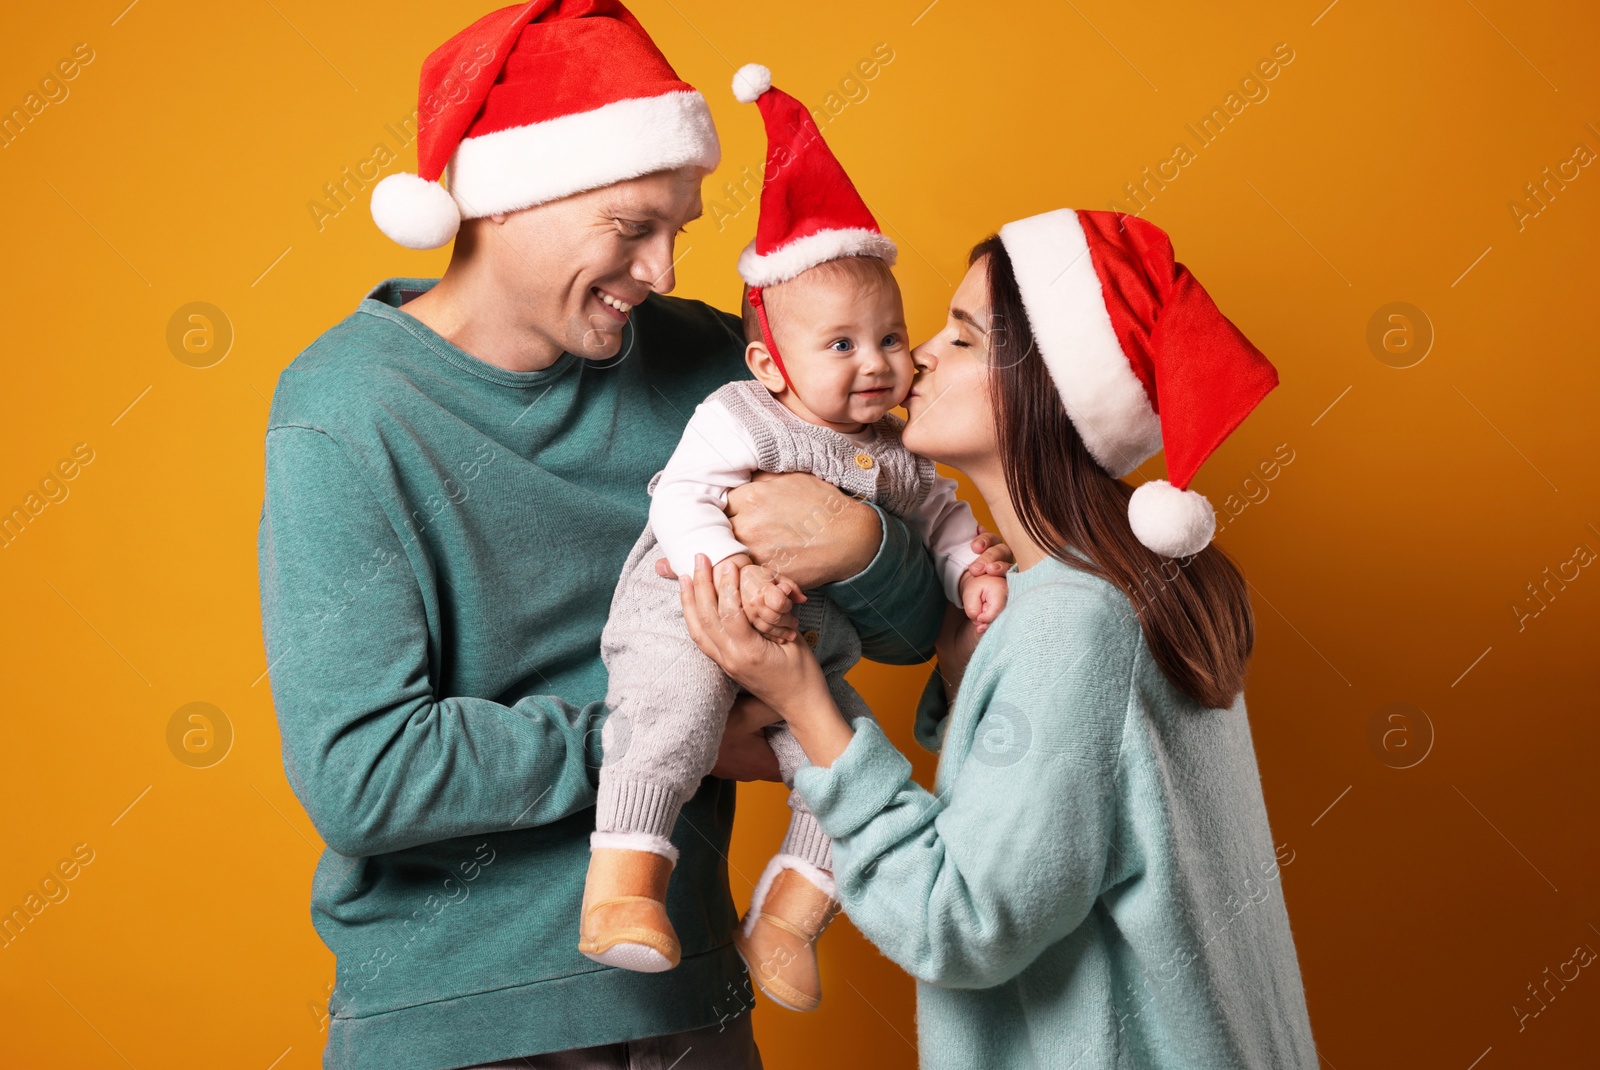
[765,266,914,430]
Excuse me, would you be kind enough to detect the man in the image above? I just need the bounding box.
[257,4,984,1067]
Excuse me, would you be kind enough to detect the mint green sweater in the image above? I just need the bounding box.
[793,553,1318,1069]
[257,278,945,1070]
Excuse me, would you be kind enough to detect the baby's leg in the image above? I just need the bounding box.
[736,671,875,1010]
[764,724,834,875]
[771,669,881,858]
[597,540,738,851]
[582,534,736,973]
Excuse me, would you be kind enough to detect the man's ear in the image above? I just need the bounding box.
[745,340,788,394]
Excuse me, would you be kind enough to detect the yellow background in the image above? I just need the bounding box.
[3,1,1597,1066]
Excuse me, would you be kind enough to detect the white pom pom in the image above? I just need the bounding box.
[1128,479,1215,559]
[732,63,772,104]
[369,172,460,250]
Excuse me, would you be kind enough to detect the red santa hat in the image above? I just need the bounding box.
[997,209,1279,558]
[730,63,896,386]
[370,0,721,250]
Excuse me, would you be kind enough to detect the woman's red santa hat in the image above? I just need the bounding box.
[730,63,896,387]
[370,0,721,250]
[997,209,1279,559]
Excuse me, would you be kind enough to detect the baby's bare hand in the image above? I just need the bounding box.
[959,571,1010,636]
[967,525,1014,578]
[739,563,807,643]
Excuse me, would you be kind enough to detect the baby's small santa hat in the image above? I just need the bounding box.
[370,0,721,250]
[730,64,896,386]
[997,209,1279,558]
[731,63,897,286]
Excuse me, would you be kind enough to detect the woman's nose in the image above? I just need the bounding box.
[910,342,936,374]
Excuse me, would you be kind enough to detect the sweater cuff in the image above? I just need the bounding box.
[912,663,952,755]
[819,501,941,664]
[820,499,894,592]
[664,531,748,578]
[792,717,913,841]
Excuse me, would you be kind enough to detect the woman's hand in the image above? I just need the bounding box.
[678,554,828,710]
[680,553,858,767]
[934,601,983,703]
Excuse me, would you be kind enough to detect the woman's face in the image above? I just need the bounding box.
[901,256,1000,470]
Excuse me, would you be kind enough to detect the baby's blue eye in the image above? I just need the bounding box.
[830,339,853,353]
[882,333,901,348]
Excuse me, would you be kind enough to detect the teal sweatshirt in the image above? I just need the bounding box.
[794,553,1318,1069]
[256,278,945,1070]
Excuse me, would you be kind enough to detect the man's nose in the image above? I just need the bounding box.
[635,236,679,294]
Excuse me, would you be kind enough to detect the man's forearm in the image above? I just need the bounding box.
[725,475,945,661]
[273,686,610,857]
[765,493,879,589]
[819,502,945,664]
[261,425,609,858]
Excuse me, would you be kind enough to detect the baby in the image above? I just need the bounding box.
[578,65,1009,1014]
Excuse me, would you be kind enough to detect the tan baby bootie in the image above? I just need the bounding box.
[734,855,840,1012]
[579,833,681,972]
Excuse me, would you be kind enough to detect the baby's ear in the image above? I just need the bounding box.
[745,340,787,394]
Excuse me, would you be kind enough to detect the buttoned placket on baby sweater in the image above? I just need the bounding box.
[256,278,947,1070]
[793,552,1320,1070]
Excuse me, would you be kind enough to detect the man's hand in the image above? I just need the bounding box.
[709,694,784,782]
[725,472,881,590]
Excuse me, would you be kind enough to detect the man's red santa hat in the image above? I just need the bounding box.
[370,0,721,250]
[730,63,896,387]
[997,209,1279,558]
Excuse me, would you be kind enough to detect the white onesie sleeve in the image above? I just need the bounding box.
[649,397,764,577]
[904,472,984,605]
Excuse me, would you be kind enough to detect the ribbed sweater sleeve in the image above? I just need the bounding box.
[258,425,608,858]
[793,581,1137,989]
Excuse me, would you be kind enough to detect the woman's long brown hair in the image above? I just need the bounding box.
[973,236,1254,709]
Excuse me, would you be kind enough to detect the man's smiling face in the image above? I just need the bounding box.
[483,166,708,361]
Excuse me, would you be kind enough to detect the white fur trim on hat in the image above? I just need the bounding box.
[1128,479,1215,558]
[998,209,1163,478]
[370,172,462,250]
[740,854,836,938]
[738,228,898,287]
[590,829,680,865]
[445,90,720,222]
[732,63,772,104]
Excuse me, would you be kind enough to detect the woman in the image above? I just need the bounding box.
[678,208,1318,1068]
